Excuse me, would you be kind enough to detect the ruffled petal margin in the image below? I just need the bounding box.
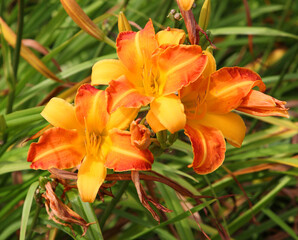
[105,129,154,171]
[207,67,266,114]
[158,45,207,95]
[184,123,226,174]
[28,128,85,170]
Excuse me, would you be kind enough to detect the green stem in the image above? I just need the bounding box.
[26,204,42,240]
[99,181,129,229]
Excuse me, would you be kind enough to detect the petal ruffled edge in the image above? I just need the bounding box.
[184,123,226,174]
[28,128,85,170]
[207,67,266,114]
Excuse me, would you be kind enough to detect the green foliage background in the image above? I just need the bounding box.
[0,0,297,239]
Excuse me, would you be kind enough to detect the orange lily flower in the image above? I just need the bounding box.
[180,51,289,174]
[28,84,153,202]
[91,20,207,133]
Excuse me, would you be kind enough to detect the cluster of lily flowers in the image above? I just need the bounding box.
[27,13,288,204]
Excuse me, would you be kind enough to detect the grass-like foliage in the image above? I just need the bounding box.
[0,0,297,239]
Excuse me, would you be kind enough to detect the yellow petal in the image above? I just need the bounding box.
[91,59,126,85]
[106,106,139,131]
[178,0,194,11]
[118,11,132,32]
[41,98,82,130]
[77,155,107,203]
[0,18,62,83]
[202,50,216,78]
[60,0,104,41]
[148,95,186,134]
[156,28,186,45]
[196,112,246,148]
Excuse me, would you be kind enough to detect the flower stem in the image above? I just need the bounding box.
[99,181,129,229]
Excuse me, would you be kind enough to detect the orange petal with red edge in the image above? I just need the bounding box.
[106,76,153,113]
[237,90,289,118]
[184,123,225,174]
[130,120,151,150]
[105,129,153,171]
[41,97,82,130]
[157,45,207,95]
[28,128,85,170]
[75,84,109,134]
[194,112,246,148]
[116,19,158,75]
[77,155,107,203]
[156,28,186,45]
[207,67,266,114]
[106,106,139,131]
[148,95,186,134]
[91,59,126,85]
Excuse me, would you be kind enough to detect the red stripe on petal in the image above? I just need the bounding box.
[185,123,225,174]
[105,129,154,171]
[28,128,85,170]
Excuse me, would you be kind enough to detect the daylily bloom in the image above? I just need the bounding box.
[28,84,153,202]
[91,20,207,133]
[180,51,289,174]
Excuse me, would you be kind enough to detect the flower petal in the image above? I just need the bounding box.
[28,128,85,170]
[105,129,154,171]
[195,112,246,148]
[130,120,151,150]
[116,19,158,74]
[156,28,186,45]
[77,155,107,202]
[106,76,153,113]
[157,45,207,95]
[91,59,126,85]
[237,90,289,118]
[146,110,167,133]
[75,84,109,134]
[207,67,266,114]
[148,94,186,133]
[105,106,139,131]
[41,97,82,130]
[178,0,194,11]
[184,123,225,174]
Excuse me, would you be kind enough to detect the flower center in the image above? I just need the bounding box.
[141,63,160,96]
[85,130,101,157]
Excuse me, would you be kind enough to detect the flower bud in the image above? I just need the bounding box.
[199,0,211,31]
[130,120,151,150]
[178,0,194,11]
[118,11,132,33]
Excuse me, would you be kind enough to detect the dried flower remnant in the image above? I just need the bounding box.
[179,51,289,174]
[91,19,207,134]
[42,182,94,236]
[28,84,153,203]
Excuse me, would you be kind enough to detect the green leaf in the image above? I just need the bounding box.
[20,181,39,240]
[210,27,298,39]
[262,208,298,240]
[0,162,31,175]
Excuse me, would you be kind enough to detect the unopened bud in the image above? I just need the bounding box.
[118,11,131,33]
[199,0,211,31]
[174,13,182,21]
[178,0,195,11]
